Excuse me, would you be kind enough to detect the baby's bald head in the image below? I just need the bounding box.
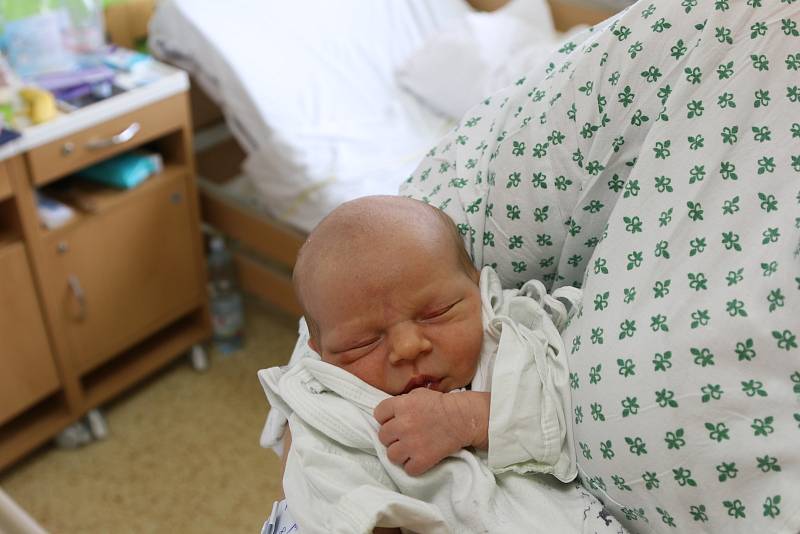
[293,196,475,340]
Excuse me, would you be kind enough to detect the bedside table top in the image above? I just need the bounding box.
[0,61,189,162]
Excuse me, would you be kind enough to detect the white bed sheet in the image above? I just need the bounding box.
[149,0,471,232]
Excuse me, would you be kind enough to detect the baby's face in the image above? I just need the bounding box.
[305,239,483,396]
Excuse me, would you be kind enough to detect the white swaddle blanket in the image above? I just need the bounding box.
[259,268,624,533]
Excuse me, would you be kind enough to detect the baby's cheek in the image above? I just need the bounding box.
[346,350,394,392]
[449,325,483,381]
[464,327,485,376]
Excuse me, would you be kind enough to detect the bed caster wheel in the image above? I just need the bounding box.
[190,344,209,372]
[86,409,108,440]
[54,421,93,449]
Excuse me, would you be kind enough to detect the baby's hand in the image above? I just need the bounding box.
[373,389,490,476]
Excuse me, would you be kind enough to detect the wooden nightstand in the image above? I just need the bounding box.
[0,62,211,471]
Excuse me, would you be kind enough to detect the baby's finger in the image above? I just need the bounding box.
[373,398,397,424]
[403,455,434,477]
[377,419,400,447]
[385,441,409,467]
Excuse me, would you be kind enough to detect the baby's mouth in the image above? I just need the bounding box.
[402,376,440,394]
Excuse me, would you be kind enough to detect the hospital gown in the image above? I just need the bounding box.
[400,0,800,532]
[260,268,624,533]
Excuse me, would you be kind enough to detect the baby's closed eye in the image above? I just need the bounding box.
[420,301,461,322]
[334,337,381,362]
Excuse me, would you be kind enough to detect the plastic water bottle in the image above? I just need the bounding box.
[62,0,106,61]
[207,236,244,354]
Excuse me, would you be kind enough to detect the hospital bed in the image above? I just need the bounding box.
[140,0,621,317]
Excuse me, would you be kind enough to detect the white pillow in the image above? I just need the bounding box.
[149,0,471,231]
[397,0,559,121]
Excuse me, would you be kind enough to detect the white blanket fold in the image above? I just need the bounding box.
[259,268,592,533]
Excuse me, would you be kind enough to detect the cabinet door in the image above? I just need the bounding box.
[43,173,202,373]
[0,160,12,201]
[0,242,60,425]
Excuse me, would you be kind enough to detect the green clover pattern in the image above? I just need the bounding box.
[401,1,799,531]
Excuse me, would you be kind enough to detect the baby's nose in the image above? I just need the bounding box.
[387,322,432,364]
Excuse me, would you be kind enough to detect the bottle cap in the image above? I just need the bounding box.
[209,235,225,252]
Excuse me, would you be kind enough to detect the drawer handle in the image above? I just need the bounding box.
[85,122,141,150]
[67,274,87,321]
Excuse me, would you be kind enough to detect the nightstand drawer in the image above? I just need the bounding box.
[0,160,11,201]
[27,93,185,186]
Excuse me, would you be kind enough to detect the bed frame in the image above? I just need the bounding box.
[111,0,619,319]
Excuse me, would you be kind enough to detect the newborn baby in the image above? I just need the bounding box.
[260,195,624,533]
